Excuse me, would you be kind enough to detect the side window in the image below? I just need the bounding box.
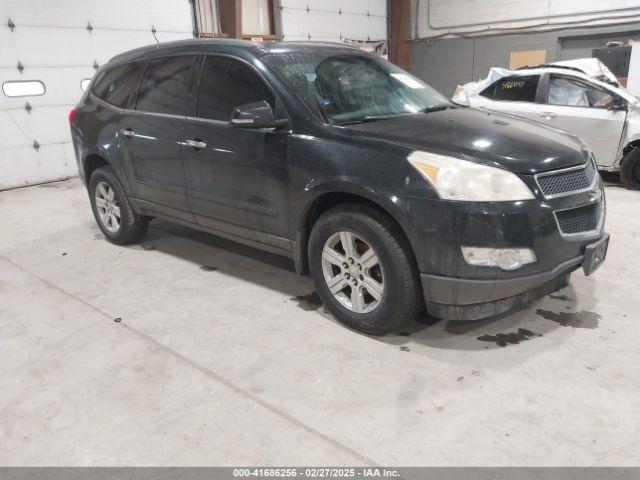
[196,56,275,121]
[548,75,615,108]
[136,56,194,115]
[481,75,539,102]
[92,62,143,108]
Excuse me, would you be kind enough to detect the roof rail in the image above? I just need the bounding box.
[516,64,587,75]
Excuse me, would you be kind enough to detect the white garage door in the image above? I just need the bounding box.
[0,0,194,190]
[280,0,387,42]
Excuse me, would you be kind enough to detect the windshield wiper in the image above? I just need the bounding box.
[421,104,453,113]
[334,106,454,125]
[332,113,410,126]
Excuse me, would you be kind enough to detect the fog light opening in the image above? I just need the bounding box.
[461,247,537,271]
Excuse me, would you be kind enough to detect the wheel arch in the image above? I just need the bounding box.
[83,153,111,186]
[293,188,415,275]
[622,139,640,158]
[621,139,640,189]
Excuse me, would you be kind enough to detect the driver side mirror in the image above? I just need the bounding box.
[609,98,628,111]
[230,100,289,129]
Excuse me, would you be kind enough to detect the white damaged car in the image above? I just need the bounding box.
[453,59,640,189]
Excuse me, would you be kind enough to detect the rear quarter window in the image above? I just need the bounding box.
[481,75,539,102]
[92,62,144,108]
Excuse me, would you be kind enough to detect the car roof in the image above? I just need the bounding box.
[109,38,358,63]
[510,66,594,79]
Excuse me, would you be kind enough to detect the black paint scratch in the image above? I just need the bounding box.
[536,309,601,329]
[200,265,218,272]
[477,328,538,347]
[292,292,323,311]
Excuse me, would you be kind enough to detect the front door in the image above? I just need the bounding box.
[119,55,196,220]
[182,55,290,252]
[536,74,626,168]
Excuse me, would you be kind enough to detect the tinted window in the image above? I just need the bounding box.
[93,62,143,108]
[548,75,615,108]
[136,56,194,115]
[196,56,275,121]
[481,75,539,102]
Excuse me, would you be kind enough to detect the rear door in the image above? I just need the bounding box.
[536,74,626,167]
[118,55,196,220]
[181,54,291,252]
[469,74,544,122]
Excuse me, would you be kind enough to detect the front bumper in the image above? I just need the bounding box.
[422,255,582,307]
[424,271,573,321]
[401,171,607,320]
[420,232,609,321]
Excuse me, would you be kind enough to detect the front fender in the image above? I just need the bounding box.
[302,180,411,225]
[291,180,416,275]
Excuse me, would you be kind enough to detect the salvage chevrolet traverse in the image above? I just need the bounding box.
[69,39,609,335]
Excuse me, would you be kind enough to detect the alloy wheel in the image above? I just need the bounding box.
[321,231,385,313]
[94,181,121,233]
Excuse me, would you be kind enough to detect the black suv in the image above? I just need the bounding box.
[69,39,609,335]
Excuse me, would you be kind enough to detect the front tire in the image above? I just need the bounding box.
[620,148,640,190]
[89,166,149,245]
[308,204,420,335]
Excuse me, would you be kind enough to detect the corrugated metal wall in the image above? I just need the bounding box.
[410,22,640,97]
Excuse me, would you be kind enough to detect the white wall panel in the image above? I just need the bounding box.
[0,111,31,150]
[0,143,77,188]
[429,0,549,29]
[280,0,387,42]
[0,29,173,75]
[415,0,640,39]
[0,67,94,108]
[9,106,76,145]
[0,0,192,32]
[0,0,193,189]
[551,0,640,17]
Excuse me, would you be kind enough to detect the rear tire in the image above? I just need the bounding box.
[89,166,149,245]
[308,204,420,336]
[620,148,640,190]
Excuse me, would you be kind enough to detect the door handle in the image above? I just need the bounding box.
[120,128,135,138]
[185,139,207,150]
[538,111,557,119]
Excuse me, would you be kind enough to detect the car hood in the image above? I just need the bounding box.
[344,107,590,174]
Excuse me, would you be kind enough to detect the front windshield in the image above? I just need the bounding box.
[264,51,451,124]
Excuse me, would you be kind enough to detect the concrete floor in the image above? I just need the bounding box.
[1,177,639,466]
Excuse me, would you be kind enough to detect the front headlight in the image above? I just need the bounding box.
[408,151,534,201]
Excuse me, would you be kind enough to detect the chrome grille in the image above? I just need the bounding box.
[554,202,603,236]
[536,160,597,198]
